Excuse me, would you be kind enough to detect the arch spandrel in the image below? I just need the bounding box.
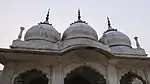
[61,49,109,71]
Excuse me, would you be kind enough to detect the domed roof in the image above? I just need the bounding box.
[24,9,61,42]
[99,17,131,47]
[24,24,60,42]
[62,10,98,41]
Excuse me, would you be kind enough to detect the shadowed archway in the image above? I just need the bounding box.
[66,75,91,84]
[64,66,106,84]
[13,69,48,84]
[120,71,146,84]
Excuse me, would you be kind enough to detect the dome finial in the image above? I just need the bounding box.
[45,9,50,23]
[107,16,111,28]
[70,9,87,25]
[39,9,52,25]
[78,9,81,21]
[104,17,117,33]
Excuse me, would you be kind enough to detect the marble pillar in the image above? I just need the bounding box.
[107,63,118,84]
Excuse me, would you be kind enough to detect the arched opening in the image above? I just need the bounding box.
[29,77,48,84]
[64,66,106,84]
[132,78,143,84]
[13,69,48,84]
[66,75,91,84]
[120,71,146,84]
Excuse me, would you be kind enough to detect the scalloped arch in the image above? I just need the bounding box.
[13,68,48,84]
[64,65,106,84]
[120,71,146,84]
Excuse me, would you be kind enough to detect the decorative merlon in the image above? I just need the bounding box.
[17,27,25,40]
[134,36,142,49]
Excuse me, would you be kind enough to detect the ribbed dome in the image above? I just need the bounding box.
[99,17,131,47]
[24,24,61,42]
[24,9,61,42]
[62,9,98,41]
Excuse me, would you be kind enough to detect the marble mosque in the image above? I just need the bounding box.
[0,9,150,84]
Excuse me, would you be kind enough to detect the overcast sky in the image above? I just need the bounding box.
[0,0,150,70]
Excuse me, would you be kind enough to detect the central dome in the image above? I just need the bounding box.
[62,10,98,41]
[62,22,98,40]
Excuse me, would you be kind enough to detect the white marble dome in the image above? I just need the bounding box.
[99,17,131,48]
[24,23,61,42]
[62,9,98,41]
[62,22,98,41]
[99,29,131,47]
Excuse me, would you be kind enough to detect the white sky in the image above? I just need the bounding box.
[0,0,150,70]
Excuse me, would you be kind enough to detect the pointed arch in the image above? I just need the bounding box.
[13,68,48,84]
[64,65,106,84]
[120,71,146,84]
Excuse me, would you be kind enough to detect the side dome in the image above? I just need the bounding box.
[24,24,60,42]
[99,17,131,47]
[62,10,98,41]
[24,9,61,42]
[100,30,131,47]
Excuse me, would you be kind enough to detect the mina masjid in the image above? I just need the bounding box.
[0,9,149,84]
